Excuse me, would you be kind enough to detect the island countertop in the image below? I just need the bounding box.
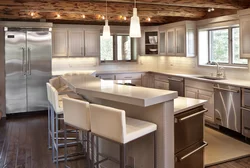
[60,74,178,107]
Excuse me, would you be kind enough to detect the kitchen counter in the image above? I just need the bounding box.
[174,97,207,115]
[61,74,178,107]
[96,69,250,89]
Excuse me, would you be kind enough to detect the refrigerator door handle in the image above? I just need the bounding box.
[21,47,26,75]
[28,47,31,75]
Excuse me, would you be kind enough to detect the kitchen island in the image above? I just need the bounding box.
[60,73,207,168]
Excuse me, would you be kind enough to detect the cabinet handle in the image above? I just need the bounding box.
[241,107,250,112]
[175,108,207,123]
[176,141,208,162]
[216,118,222,121]
[244,127,250,131]
[124,77,132,79]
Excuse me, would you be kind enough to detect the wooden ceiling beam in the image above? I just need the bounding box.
[0,1,206,18]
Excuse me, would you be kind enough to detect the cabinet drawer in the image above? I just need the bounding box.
[175,106,205,153]
[154,74,169,82]
[98,74,115,80]
[242,108,250,138]
[155,80,169,90]
[115,73,141,80]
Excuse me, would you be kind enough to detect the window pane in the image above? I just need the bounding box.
[100,36,113,61]
[232,27,248,64]
[117,36,131,60]
[210,29,229,63]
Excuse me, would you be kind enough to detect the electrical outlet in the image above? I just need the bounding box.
[128,156,135,168]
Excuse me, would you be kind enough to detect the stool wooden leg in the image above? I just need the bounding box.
[153,131,157,168]
[87,132,90,168]
[91,134,95,168]
[120,144,126,168]
[64,123,68,167]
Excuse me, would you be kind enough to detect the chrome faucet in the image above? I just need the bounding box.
[215,62,225,78]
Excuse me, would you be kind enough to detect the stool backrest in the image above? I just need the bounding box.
[49,77,61,90]
[51,86,61,113]
[63,97,90,131]
[46,83,52,104]
[90,104,126,143]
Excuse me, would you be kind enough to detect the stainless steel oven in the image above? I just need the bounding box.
[241,88,250,138]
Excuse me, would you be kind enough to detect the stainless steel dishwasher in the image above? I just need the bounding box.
[241,88,250,138]
[168,76,184,96]
[214,84,241,133]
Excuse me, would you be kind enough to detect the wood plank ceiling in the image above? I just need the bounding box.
[0,0,249,25]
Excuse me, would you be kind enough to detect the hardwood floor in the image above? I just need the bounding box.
[0,112,250,168]
[0,112,87,168]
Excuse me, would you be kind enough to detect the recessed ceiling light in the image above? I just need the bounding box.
[123,16,127,20]
[82,14,86,19]
[147,17,151,22]
[102,15,105,20]
[30,12,35,17]
[56,14,61,18]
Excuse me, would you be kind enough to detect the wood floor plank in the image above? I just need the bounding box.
[1,112,250,168]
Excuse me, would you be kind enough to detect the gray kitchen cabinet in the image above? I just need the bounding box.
[142,73,155,88]
[98,74,115,80]
[52,28,68,57]
[185,79,214,123]
[159,31,166,55]
[52,28,100,57]
[154,74,169,90]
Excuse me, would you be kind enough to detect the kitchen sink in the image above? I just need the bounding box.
[197,76,225,80]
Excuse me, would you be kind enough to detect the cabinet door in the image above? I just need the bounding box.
[186,28,195,57]
[198,90,214,122]
[240,17,250,58]
[85,30,100,56]
[52,29,68,57]
[175,27,185,56]
[68,30,84,56]
[155,80,169,90]
[141,74,149,87]
[185,86,198,99]
[166,28,176,55]
[131,79,142,86]
[159,32,166,55]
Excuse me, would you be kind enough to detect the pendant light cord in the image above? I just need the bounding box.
[134,0,136,7]
[106,0,107,19]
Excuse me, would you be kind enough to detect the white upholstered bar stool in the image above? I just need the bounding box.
[51,86,80,168]
[63,97,91,168]
[46,83,53,149]
[90,104,157,168]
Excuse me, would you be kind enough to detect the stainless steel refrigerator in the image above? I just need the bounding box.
[5,27,52,114]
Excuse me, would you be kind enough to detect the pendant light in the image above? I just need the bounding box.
[103,0,111,39]
[129,0,141,38]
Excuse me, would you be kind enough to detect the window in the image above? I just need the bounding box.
[100,35,137,62]
[199,27,248,66]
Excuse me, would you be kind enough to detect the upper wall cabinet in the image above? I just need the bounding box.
[159,31,166,55]
[164,21,196,57]
[52,28,100,57]
[140,26,159,56]
[52,29,68,57]
[240,16,250,58]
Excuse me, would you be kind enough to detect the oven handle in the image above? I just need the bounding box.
[241,107,250,112]
[175,108,207,123]
[213,87,239,93]
[176,141,208,162]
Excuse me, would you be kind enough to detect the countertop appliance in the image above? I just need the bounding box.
[241,88,250,138]
[175,106,208,168]
[214,84,241,132]
[168,76,184,96]
[5,27,52,114]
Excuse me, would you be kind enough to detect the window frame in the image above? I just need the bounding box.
[100,34,137,63]
[207,26,247,66]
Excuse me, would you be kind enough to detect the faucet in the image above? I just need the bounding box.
[215,62,225,78]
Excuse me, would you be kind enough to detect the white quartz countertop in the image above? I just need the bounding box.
[96,70,250,89]
[61,74,178,107]
[174,97,207,115]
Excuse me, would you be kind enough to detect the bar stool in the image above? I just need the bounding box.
[63,97,91,167]
[46,83,53,149]
[50,86,80,168]
[89,104,157,168]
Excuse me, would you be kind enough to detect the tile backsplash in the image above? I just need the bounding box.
[53,56,250,80]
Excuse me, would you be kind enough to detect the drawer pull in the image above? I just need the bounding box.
[175,109,207,123]
[168,78,183,82]
[176,141,208,162]
[124,77,132,79]
[216,118,222,121]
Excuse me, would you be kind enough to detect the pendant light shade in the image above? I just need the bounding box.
[103,20,111,39]
[129,7,141,38]
[103,0,111,39]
